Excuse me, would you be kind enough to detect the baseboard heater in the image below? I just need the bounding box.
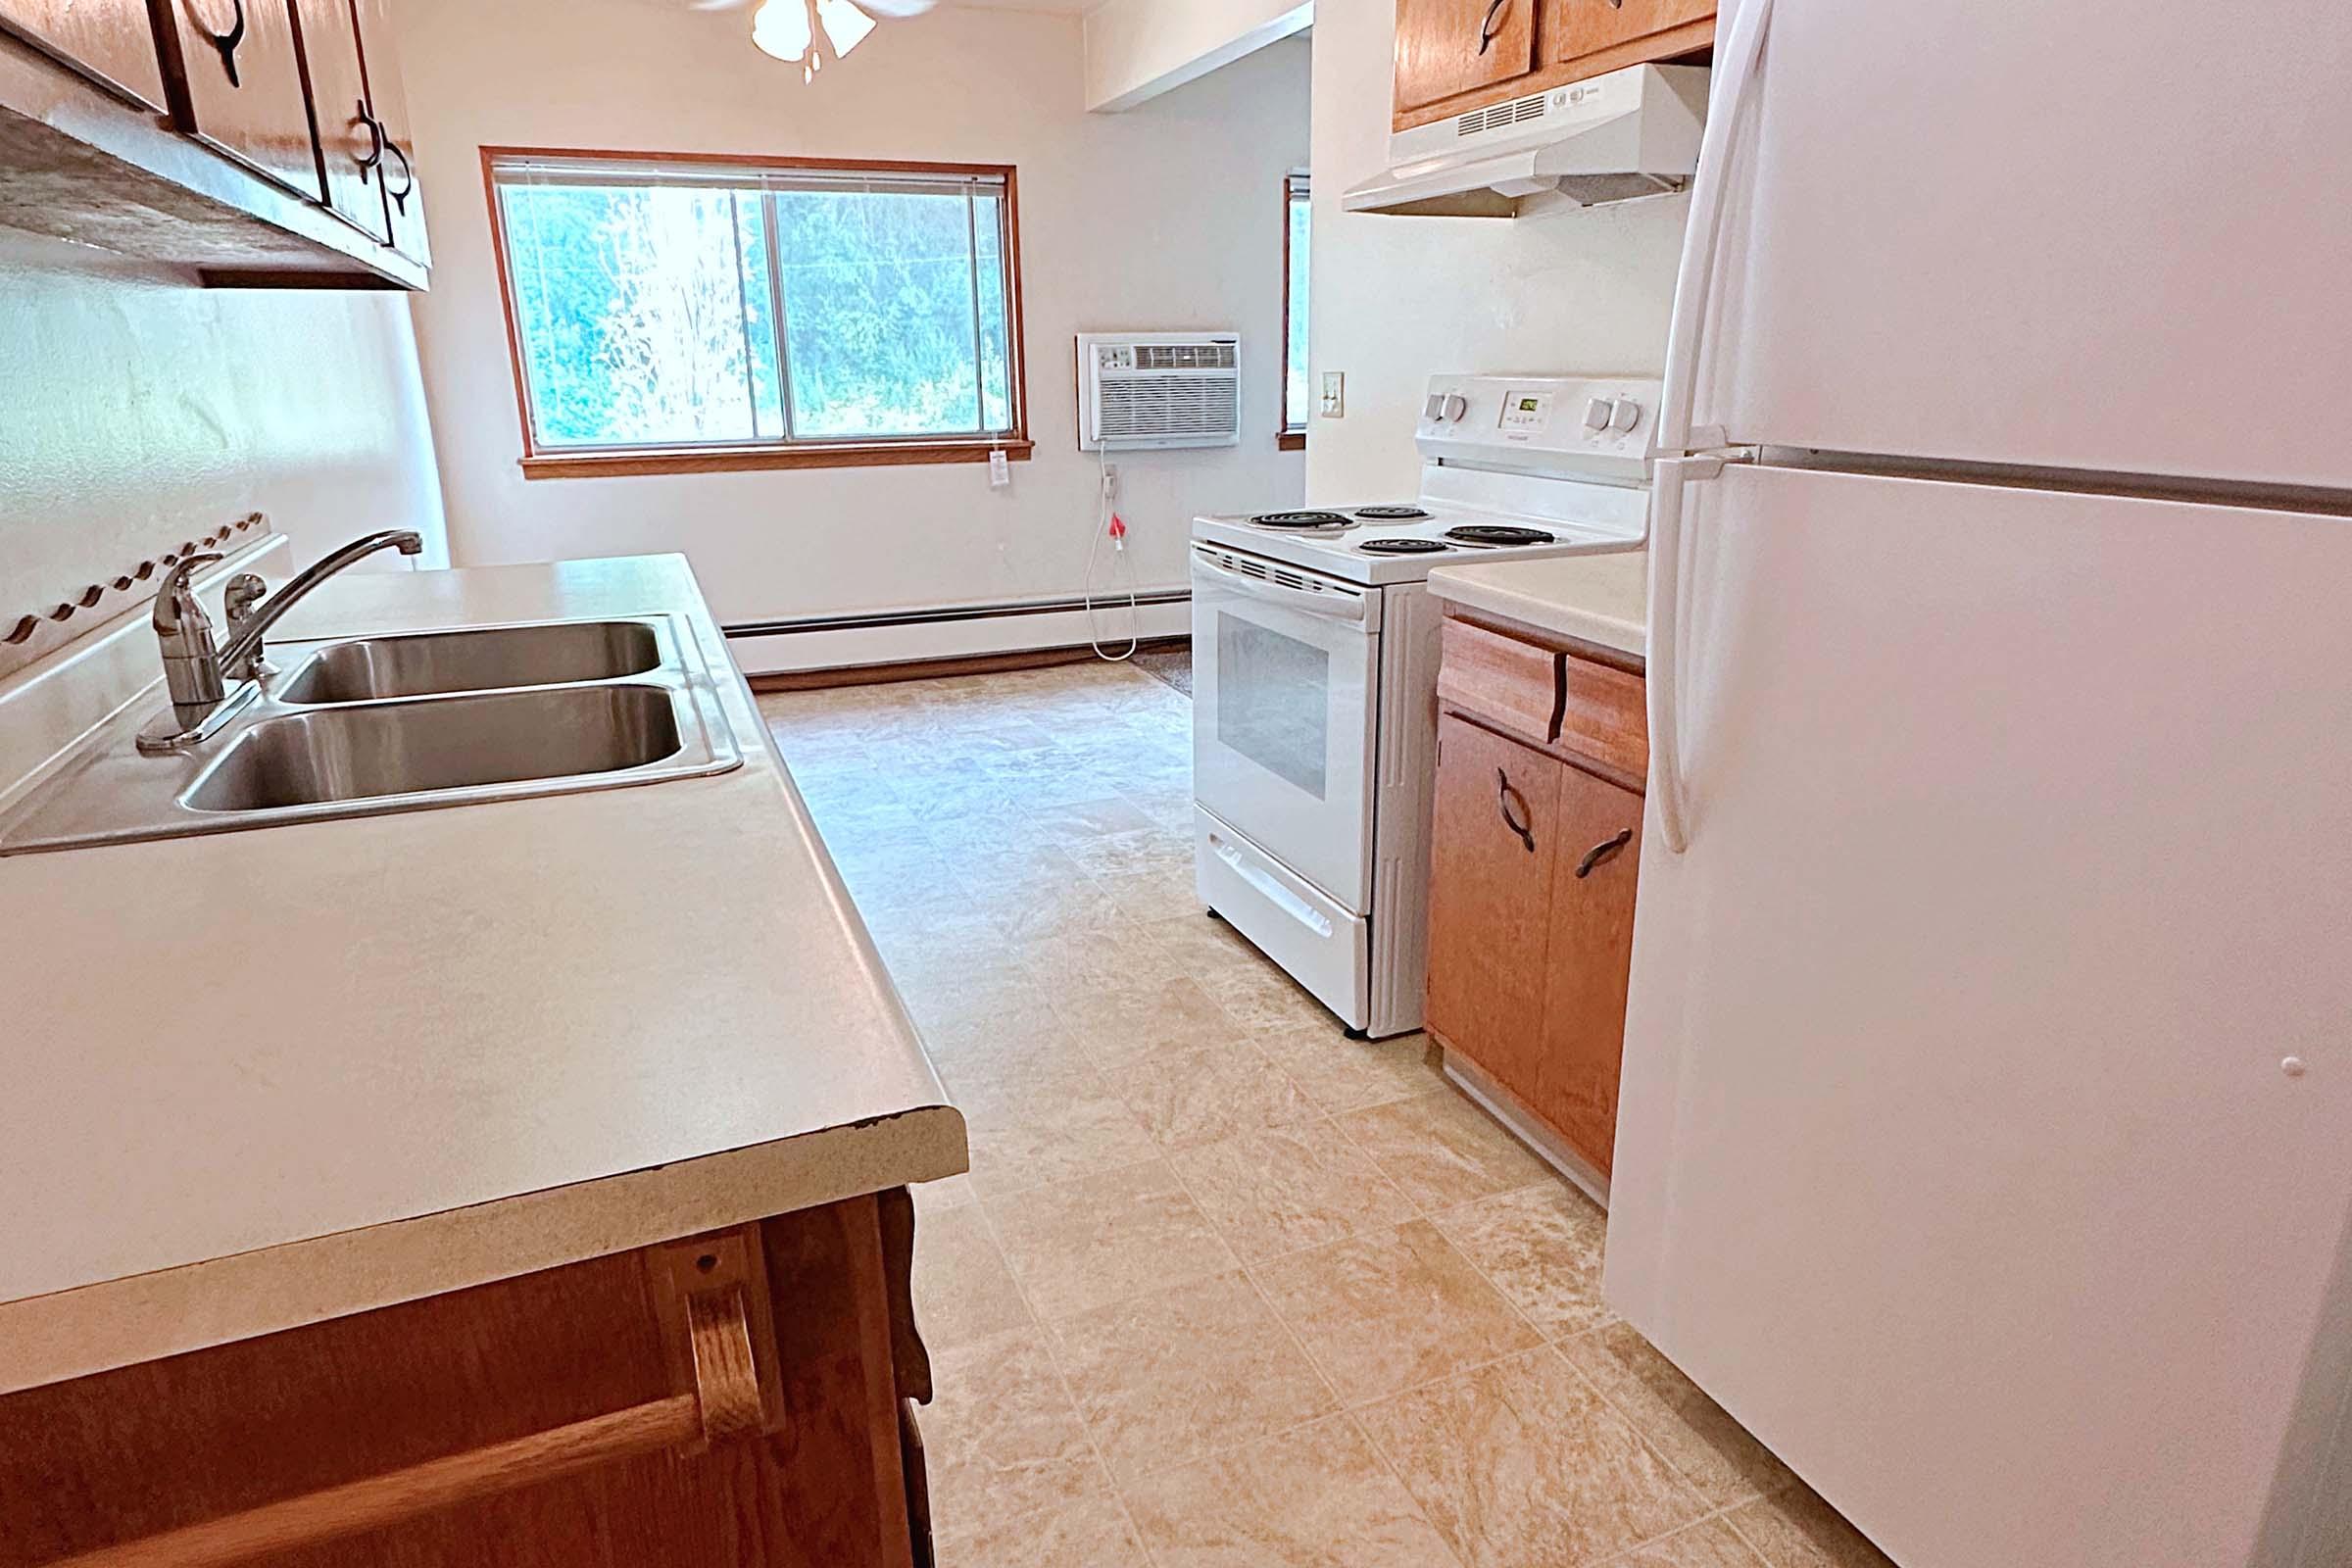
[723,589,1191,640]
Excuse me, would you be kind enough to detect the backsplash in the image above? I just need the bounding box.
[0,231,448,685]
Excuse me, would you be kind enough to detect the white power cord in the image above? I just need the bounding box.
[1084,443,1140,662]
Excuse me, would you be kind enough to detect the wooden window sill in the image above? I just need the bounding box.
[519,439,1036,479]
[1277,429,1306,452]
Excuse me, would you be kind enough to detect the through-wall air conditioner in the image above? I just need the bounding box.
[1077,332,1242,451]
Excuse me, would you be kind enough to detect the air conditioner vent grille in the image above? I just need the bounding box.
[1077,331,1243,451]
[1135,342,1237,370]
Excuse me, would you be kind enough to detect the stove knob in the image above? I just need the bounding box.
[1441,393,1469,422]
[1584,397,1614,432]
[1609,397,1644,433]
[1423,394,1446,421]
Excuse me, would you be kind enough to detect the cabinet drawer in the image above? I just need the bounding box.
[1557,652,1646,781]
[1439,617,1560,742]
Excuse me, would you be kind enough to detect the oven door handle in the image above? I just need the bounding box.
[1190,549,1371,624]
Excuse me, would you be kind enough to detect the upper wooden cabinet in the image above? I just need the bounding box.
[1544,0,1714,74]
[1393,0,1713,131]
[0,0,427,284]
[1395,0,1537,117]
[351,0,426,266]
[290,0,385,240]
[154,0,323,200]
[0,0,165,109]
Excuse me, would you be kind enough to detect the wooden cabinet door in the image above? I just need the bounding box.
[1427,714,1561,1112]
[156,0,323,199]
[0,0,167,109]
[1544,0,1712,73]
[1395,0,1538,117]
[352,0,426,265]
[288,0,385,241]
[1537,760,1643,1176]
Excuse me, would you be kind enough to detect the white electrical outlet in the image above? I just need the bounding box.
[1319,371,1346,418]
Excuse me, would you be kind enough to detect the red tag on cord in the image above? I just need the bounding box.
[1107,514,1127,541]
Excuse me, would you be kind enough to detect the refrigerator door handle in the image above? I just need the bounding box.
[1648,455,1723,855]
[1656,0,1776,457]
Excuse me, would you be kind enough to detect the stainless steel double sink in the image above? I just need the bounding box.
[0,616,745,854]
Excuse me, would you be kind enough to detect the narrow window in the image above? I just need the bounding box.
[1281,172,1310,450]
[485,150,1028,475]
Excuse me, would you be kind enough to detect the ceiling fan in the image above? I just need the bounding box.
[637,0,935,80]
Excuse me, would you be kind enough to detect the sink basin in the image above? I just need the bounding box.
[0,612,745,855]
[187,686,682,811]
[276,620,662,704]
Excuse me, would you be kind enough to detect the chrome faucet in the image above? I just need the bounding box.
[138,529,425,755]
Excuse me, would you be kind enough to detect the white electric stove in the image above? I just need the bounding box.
[1190,374,1655,1036]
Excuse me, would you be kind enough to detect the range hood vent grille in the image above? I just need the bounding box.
[1457,91,1550,137]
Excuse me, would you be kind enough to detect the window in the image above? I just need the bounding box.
[485,149,1028,476]
[1281,172,1310,451]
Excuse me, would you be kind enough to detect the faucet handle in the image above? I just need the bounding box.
[153,554,224,635]
[224,571,269,627]
[222,572,274,680]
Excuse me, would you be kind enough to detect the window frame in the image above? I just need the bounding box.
[480,145,1034,479]
[1279,171,1309,452]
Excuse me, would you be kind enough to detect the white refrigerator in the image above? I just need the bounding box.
[1603,4,2352,1567]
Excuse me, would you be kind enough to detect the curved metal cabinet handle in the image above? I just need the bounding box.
[1477,0,1508,55]
[385,139,416,211]
[354,99,386,174]
[1575,829,1634,879]
[1495,767,1537,854]
[192,0,248,87]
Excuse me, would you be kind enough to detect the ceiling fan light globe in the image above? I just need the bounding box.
[751,0,813,62]
[816,0,877,57]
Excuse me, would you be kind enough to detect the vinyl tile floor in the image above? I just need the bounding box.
[759,662,1892,1568]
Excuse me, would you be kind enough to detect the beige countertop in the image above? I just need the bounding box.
[0,555,965,1396]
[1427,550,1649,660]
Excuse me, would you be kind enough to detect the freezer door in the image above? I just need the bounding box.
[1608,463,2352,1568]
[1675,0,2352,488]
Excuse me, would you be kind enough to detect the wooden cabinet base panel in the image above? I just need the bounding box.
[0,1194,929,1568]
[1440,1044,1612,1210]
[0,33,423,285]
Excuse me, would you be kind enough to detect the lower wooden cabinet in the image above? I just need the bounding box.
[1536,752,1642,1172]
[1426,612,1645,1182]
[0,1192,935,1568]
[1427,713,1565,1111]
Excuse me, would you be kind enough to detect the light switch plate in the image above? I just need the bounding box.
[1319,371,1345,418]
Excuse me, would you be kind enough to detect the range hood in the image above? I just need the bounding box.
[1343,63,1709,219]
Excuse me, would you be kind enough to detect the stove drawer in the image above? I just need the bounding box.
[1195,807,1366,1031]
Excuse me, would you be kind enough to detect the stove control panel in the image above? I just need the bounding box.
[1415,374,1661,477]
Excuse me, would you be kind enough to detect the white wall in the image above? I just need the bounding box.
[0,231,447,685]
[1084,0,1311,112]
[1304,1,1689,505]
[395,0,1308,669]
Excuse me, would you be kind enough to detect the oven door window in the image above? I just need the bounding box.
[1216,613,1329,799]
[1189,550,1379,911]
